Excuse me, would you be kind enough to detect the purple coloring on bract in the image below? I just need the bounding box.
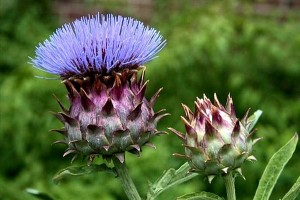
[31,13,166,77]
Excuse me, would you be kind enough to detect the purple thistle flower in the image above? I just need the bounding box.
[32,13,168,163]
[31,13,166,78]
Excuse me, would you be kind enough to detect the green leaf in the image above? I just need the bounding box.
[146,162,198,200]
[177,191,224,200]
[26,188,54,200]
[53,164,117,184]
[282,175,300,200]
[253,133,298,200]
[246,109,263,132]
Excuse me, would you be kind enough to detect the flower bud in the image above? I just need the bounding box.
[170,94,258,181]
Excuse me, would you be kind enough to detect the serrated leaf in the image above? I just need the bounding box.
[53,164,117,184]
[253,133,298,200]
[281,175,300,200]
[247,110,263,132]
[147,162,198,200]
[177,191,224,200]
[26,188,54,200]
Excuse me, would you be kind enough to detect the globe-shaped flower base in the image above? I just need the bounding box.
[52,67,168,163]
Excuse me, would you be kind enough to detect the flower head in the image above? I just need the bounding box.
[32,14,167,163]
[31,14,166,78]
[170,94,259,182]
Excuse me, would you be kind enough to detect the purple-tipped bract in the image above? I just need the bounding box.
[31,14,166,78]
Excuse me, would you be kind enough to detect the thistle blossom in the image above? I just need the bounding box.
[32,14,168,163]
[31,13,166,78]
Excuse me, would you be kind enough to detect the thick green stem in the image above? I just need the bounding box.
[113,158,141,200]
[223,172,236,200]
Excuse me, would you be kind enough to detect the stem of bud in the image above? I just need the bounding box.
[113,157,141,200]
[223,171,236,200]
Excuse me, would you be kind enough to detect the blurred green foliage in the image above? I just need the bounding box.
[0,0,299,200]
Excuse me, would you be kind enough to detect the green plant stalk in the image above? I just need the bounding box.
[112,158,141,200]
[223,172,236,200]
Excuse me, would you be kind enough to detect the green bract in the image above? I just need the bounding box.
[170,94,259,182]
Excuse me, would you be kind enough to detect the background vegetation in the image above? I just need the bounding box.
[0,0,299,199]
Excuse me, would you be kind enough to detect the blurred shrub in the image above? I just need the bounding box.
[0,1,299,200]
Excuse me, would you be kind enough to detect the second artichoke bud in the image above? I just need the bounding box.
[170,94,259,182]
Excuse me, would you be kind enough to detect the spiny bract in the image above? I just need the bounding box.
[53,67,168,163]
[170,94,259,182]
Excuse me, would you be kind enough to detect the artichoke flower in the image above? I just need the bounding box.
[170,94,259,182]
[31,14,167,163]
